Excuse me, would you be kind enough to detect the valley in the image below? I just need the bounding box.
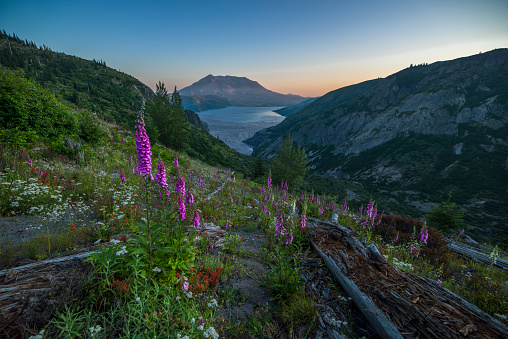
[1,29,507,338]
[197,106,285,155]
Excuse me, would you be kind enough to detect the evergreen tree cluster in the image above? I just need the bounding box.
[270,134,307,190]
[145,82,189,151]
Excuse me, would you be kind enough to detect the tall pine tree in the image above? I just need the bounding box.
[168,86,189,150]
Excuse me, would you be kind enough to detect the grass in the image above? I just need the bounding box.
[1,113,507,339]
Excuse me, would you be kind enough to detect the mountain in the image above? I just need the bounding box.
[185,109,209,132]
[273,97,317,117]
[181,94,231,112]
[247,49,508,244]
[179,74,309,110]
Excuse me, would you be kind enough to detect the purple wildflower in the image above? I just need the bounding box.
[135,114,152,176]
[28,157,32,167]
[178,198,186,221]
[174,156,179,169]
[301,213,306,229]
[186,190,194,205]
[193,210,200,228]
[176,177,186,197]
[393,232,399,243]
[119,172,126,183]
[156,160,168,188]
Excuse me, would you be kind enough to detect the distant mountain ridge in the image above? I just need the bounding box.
[247,48,508,244]
[180,74,309,111]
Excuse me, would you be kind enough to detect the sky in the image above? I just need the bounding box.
[1,0,508,97]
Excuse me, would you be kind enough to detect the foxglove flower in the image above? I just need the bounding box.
[174,156,179,169]
[178,198,186,221]
[155,160,168,197]
[193,210,200,228]
[135,114,152,176]
[28,157,32,167]
[119,172,125,182]
[301,213,306,229]
[176,176,185,197]
[186,190,194,205]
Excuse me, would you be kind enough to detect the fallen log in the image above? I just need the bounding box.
[447,243,508,271]
[0,250,97,319]
[308,217,508,339]
[311,240,403,339]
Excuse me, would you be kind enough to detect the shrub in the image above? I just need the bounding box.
[426,199,465,234]
[0,67,77,139]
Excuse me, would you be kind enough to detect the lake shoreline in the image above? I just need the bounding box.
[197,107,285,155]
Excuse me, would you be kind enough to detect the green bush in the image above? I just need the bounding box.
[426,198,465,234]
[77,112,102,144]
[0,67,77,139]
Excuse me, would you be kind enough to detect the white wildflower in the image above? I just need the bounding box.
[152,267,161,273]
[116,246,128,256]
[203,326,219,339]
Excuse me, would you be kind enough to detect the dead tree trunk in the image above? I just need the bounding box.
[447,243,508,271]
[308,217,508,339]
[0,251,97,319]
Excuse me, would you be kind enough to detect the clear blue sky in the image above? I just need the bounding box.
[2,0,507,97]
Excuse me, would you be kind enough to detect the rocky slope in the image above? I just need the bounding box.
[185,109,209,131]
[248,49,508,243]
[180,74,308,109]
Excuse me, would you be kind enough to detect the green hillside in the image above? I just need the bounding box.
[0,30,152,129]
[0,30,254,174]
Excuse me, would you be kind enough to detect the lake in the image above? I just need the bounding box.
[197,107,285,155]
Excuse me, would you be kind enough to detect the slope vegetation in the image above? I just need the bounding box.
[249,49,508,244]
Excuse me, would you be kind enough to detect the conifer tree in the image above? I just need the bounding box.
[145,83,189,151]
[168,86,189,150]
[253,156,265,178]
[271,134,307,191]
[146,81,169,144]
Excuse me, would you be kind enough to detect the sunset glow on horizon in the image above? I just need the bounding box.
[2,0,507,98]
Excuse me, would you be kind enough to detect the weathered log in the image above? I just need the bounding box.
[447,243,508,271]
[311,240,404,339]
[0,250,97,319]
[308,218,508,339]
